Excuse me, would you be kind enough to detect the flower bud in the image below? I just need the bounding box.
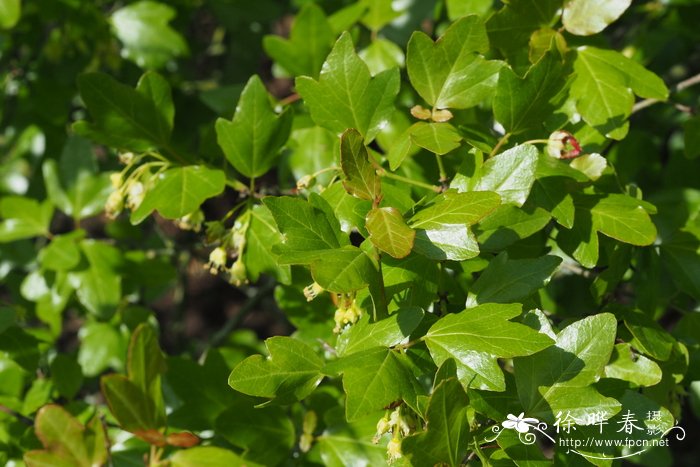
[206,247,227,274]
[105,190,124,218]
[119,152,135,165]
[303,282,324,302]
[228,258,247,286]
[126,181,145,209]
[110,172,123,189]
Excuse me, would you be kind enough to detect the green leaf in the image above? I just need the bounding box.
[486,0,561,57]
[359,38,405,76]
[70,241,121,320]
[446,0,493,19]
[407,15,503,109]
[228,336,324,403]
[310,246,375,294]
[409,191,500,260]
[0,197,53,242]
[340,128,381,201]
[476,204,551,251]
[265,195,348,263]
[315,411,388,466]
[366,207,415,259]
[411,191,502,228]
[360,0,400,31]
[402,378,471,467]
[590,194,657,245]
[74,72,172,151]
[50,355,83,399]
[78,322,126,377]
[136,71,175,132]
[127,324,166,423]
[466,252,562,307]
[215,401,295,466]
[110,0,188,69]
[425,303,554,391]
[0,0,20,29]
[336,307,424,356]
[409,122,463,155]
[263,4,334,78]
[296,32,400,142]
[571,46,668,139]
[24,405,107,467]
[169,447,262,467]
[452,144,538,207]
[243,205,291,284]
[42,136,112,220]
[216,75,293,178]
[603,343,662,386]
[101,374,161,431]
[563,0,631,36]
[514,313,621,421]
[166,350,235,430]
[131,166,225,223]
[623,310,675,361]
[324,347,423,421]
[494,51,569,134]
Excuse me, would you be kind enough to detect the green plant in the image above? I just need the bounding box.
[1,0,699,465]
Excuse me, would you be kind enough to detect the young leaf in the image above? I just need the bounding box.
[74,72,172,151]
[101,375,162,432]
[366,207,415,259]
[296,32,399,142]
[425,303,554,391]
[110,0,188,69]
[466,252,562,307]
[130,166,225,223]
[563,0,632,36]
[24,405,107,467]
[323,347,424,421]
[228,336,324,404]
[127,324,166,418]
[402,378,471,467]
[409,122,463,155]
[407,15,502,109]
[136,71,175,132]
[340,128,381,201]
[263,4,335,78]
[493,51,570,134]
[514,313,621,421]
[216,75,293,179]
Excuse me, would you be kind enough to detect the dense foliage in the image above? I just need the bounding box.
[1,0,699,465]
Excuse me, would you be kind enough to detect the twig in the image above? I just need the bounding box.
[489,132,511,158]
[0,404,34,426]
[207,281,276,349]
[632,71,700,114]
